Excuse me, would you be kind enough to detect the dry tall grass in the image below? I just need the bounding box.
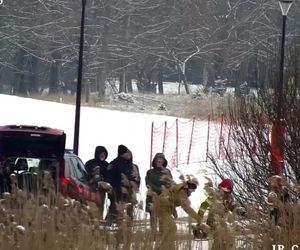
[0,171,195,250]
[1,179,300,250]
[0,190,154,250]
[28,92,226,119]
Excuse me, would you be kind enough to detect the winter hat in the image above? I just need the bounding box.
[152,153,168,168]
[218,178,233,193]
[118,144,129,156]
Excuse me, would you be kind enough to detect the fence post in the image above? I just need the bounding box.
[176,119,178,167]
[150,122,154,168]
[206,114,211,162]
[219,113,225,159]
[162,121,167,153]
[187,117,195,165]
[226,116,232,159]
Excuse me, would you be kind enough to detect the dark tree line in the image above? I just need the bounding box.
[0,0,299,97]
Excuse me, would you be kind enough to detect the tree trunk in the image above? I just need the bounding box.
[136,70,144,93]
[14,49,27,96]
[119,72,126,93]
[120,15,130,94]
[207,65,215,88]
[182,74,190,94]
[28,55,38,93]
[0,68,3,93]
[127,78,133,93]
[179,63,190,94]
[97,5,110,99]
[85,80,90,103]
[49,51,61,94]
[49,61,59,94]
[158,67,163,94]
[97,68,106,99]
[203,63,209,87]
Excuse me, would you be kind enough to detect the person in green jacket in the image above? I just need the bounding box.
[194,178,246,245]
[145,153,173,234]
[197,178,235,227]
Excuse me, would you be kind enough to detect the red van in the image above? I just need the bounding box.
[0,125,101,206]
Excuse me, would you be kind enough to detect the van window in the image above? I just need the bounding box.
[70,157,88,183]
[64,157,75,178]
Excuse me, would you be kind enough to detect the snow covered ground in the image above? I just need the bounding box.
[0,94,220,218]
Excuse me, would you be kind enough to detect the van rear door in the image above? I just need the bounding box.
[0,125,66,159]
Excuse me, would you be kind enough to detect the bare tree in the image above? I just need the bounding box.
[209,46,300,208]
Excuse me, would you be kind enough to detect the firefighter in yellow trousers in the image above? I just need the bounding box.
[194,178,245,250]
[154,176,202,250]
[193,178,236,239]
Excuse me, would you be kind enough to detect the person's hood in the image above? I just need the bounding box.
[151,153,168,168]
[94,146,108,160]
[118,144,130,157]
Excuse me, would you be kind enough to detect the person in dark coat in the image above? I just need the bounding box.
[0,161,12,196]
[105,145,140,249]
[106,145,140,223]
[145,153,173,234]
[85,146,109,181]
[0,167,5,197]
[85,146,109,220]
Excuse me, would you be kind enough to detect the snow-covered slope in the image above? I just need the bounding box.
[0,94,217,217]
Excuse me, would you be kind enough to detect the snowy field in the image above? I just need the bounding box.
[0,94,220,218]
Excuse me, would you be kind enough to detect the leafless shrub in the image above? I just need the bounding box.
[208,51,300,247]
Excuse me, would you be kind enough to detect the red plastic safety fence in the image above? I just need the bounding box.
[218,113,225,160]
[150,115,230,168]
[187,117,196,165]
[150,114,281,170]
[225,115,234,159]
[206,114,211,162]
[271,119,285,176]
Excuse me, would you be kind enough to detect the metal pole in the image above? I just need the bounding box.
[219,113,224,159]
[73,0,86,155]
[187,117,195,165]
[206,114,211,162]
[150,122,154,168]
[278,15,287,120]
[176,119,178,167]
[162,121,167,154]
[272,12,288,176]
[226,116,232,159]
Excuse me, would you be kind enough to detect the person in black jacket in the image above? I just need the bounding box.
[106,145,140,224]
[85,146,109,181]
[0,161,12,196]
[85,146,110,219]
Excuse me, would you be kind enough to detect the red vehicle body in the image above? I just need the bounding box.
[62,150,101,206]
[0,125,100,206]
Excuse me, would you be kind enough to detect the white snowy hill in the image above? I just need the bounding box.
[0,94,218,217]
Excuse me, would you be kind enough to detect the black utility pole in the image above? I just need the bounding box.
[73,0,86,155]
[270,0,292,176]
[277,0,293,119]
[277,15,287,119]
